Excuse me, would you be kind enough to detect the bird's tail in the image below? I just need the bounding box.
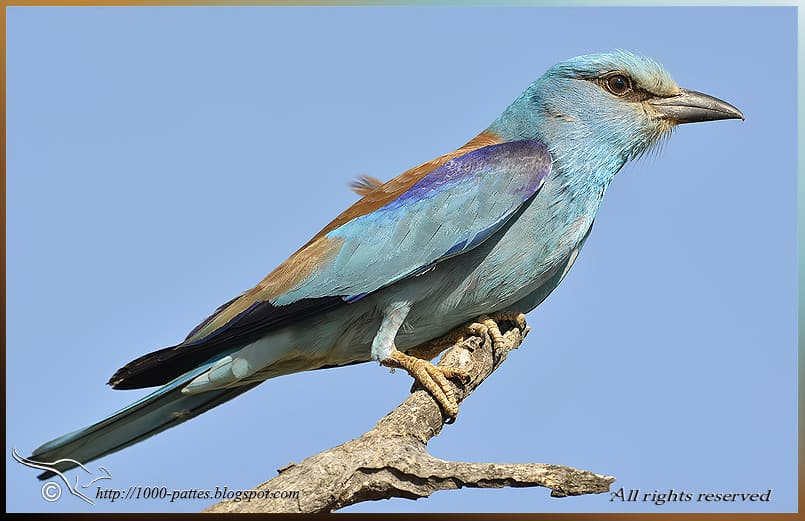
[28,362,261,479]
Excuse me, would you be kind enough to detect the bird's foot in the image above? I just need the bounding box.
[382,349,470,419]
[406,311,528,361]
[466,311,529,352]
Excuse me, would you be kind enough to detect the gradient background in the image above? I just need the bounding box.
[6,6,797,513]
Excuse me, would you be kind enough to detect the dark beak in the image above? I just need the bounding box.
[649,89,744,124]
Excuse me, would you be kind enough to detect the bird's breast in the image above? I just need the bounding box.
[399,174,600,328]
[484,174,598,283]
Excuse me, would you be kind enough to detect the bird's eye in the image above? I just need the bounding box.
[604,74,632,96]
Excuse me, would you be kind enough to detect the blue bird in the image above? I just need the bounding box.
[29,50,743,477]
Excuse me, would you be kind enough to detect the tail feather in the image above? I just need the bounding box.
[30,363,261,479]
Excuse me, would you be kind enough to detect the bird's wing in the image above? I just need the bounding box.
[280,140,551,304]
[109,139,551,389]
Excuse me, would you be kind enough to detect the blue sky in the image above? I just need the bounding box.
[6,6,796,513]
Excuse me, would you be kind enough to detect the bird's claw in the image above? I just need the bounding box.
[383,311,524,420]
[382,349,469,420]
[467,311,528,351]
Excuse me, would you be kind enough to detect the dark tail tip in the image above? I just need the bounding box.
[107,344,193,390]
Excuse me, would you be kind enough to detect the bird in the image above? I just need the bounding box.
[28,50,743,477]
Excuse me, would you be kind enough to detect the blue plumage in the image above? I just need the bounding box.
[29,50,743,476]
[294,140,551,304]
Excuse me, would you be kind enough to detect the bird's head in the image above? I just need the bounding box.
[491,50,743,182]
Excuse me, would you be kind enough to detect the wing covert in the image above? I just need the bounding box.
[274,140,552,304]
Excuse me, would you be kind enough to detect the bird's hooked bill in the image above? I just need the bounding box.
[649,89,744,124]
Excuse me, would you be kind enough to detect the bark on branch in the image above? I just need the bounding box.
[204,318,615,513]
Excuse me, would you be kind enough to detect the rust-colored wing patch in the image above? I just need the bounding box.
[184,236,343,343]
[310,130,502,243]
[349,175,384,196]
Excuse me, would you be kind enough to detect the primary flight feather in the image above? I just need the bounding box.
[30,50,743,476]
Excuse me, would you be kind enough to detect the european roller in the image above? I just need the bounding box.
[29,50,743,476]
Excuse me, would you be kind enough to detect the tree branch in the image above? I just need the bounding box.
[204,318,615,513]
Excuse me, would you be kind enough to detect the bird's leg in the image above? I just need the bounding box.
[373,302,470,419]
